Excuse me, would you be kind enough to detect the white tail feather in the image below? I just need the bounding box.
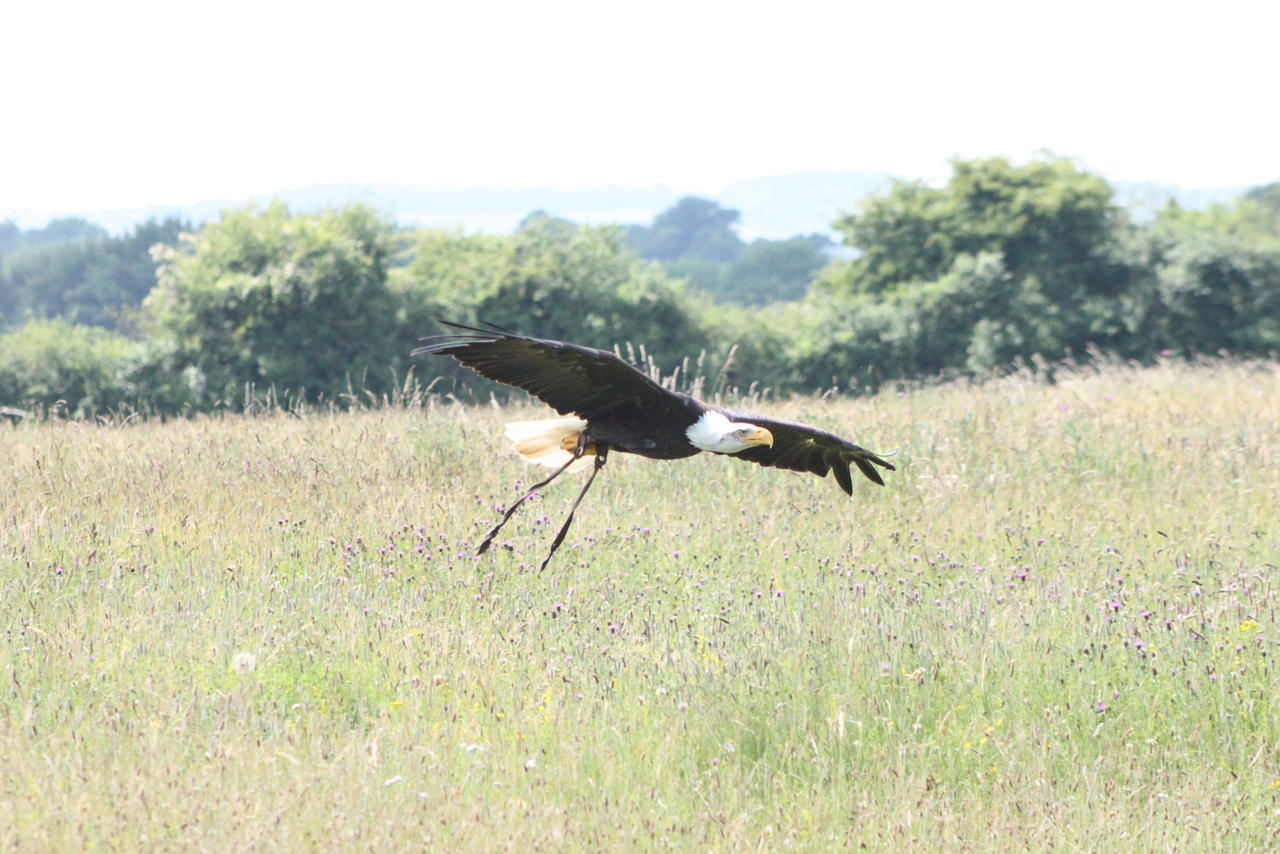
[504,417,594,472]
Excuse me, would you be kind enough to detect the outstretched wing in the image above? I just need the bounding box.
[720,408,896,494]
[412,321,681,419]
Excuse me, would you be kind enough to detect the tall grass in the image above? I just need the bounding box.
[3,358,1280,850]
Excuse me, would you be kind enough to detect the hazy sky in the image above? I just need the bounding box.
[4,0,1277,217]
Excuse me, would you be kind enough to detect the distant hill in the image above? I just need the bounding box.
[3,172,1255,242]
[1110,181,1252,219]
[717,170,892,238]
[5,183,686,241]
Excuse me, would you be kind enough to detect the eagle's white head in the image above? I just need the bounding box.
[686,410,774,454]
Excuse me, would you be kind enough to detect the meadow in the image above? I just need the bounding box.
[3,358,1280,851]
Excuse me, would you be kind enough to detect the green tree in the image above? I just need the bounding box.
[1119,224,1280,357]
[400,217,708,396]
[1244,181,1280,219]
[627,197,745,263]
[773,253,1014,392]
[0,217,187,329]
[479,215,706,362]
[144,202,400,408]
[0,241,90,323]
[661,256,726,297]
[0,318,138,416]
[827,179,958,294]
[720,234,832,304]
[0,221,19,256]
[821,155,1131,365]
[391,227,508,337]
[626,198,831,306]
[829,155,1122,297]
[0,217,106,253]
[1155,187,1280,249]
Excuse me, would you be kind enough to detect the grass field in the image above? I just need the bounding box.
[4,358,1280,850]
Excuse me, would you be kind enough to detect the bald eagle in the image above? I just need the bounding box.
[412,321,895,570]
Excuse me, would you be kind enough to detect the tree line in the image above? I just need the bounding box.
[2,155,1278,417]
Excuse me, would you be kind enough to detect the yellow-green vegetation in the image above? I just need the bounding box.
[4,358,1280,850]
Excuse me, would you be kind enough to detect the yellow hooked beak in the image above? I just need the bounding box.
[743,426,774,448]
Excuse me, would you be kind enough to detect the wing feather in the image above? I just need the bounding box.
[412,321,680,418]
[721,408,896,492]
[830,451,854,495]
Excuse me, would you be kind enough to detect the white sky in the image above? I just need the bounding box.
[3,0,1278,217]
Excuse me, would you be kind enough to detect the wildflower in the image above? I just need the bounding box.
[232,651,257,673]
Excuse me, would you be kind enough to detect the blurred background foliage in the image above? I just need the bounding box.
[2,155,1278,416]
